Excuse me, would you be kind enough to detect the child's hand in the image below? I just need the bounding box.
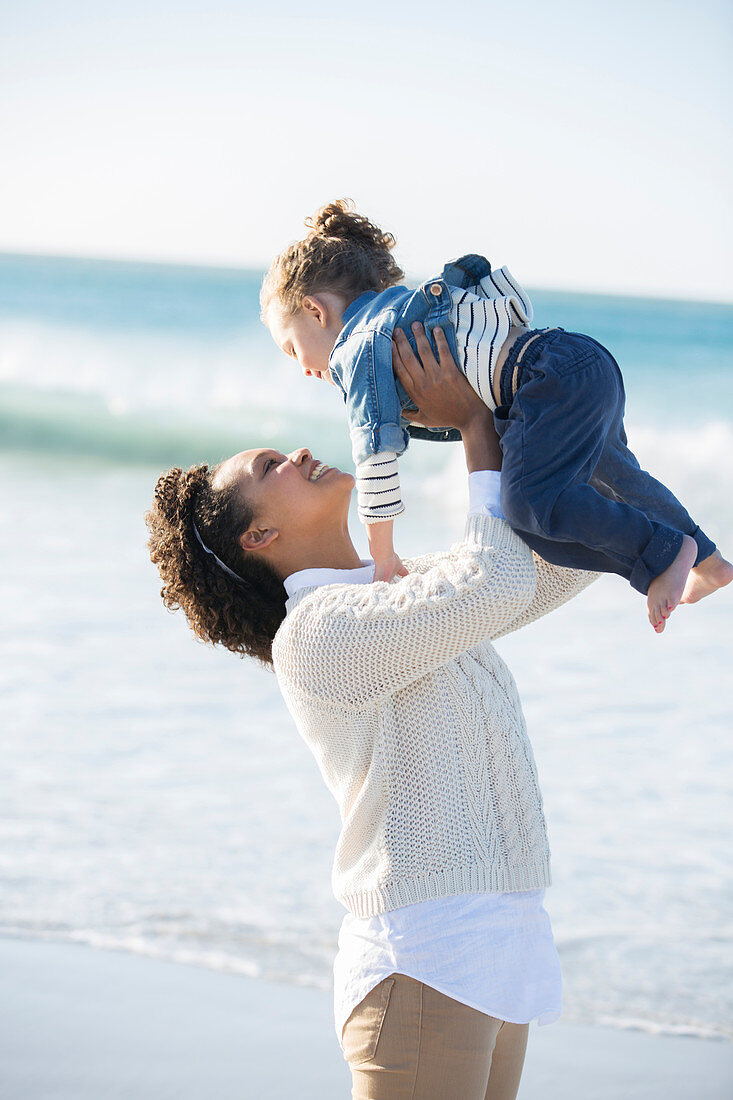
[373,554,409,583]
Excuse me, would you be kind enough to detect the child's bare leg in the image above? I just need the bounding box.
[647,535,697,633]
[681,549,733,604]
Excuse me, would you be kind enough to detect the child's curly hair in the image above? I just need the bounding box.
[260,198,405,320]
[145,463,286,667]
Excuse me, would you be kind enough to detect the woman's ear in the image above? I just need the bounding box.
[239,526,279,553]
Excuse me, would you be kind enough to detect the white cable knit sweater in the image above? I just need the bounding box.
[272,514,597,919]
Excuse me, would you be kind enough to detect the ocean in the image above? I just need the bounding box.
[1,252,731,1042]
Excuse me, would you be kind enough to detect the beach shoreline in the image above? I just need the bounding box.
[1,936,730,1100]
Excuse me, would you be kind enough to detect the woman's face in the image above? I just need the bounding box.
[214,445,354,551]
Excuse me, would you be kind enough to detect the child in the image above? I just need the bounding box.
[261,200,732,632]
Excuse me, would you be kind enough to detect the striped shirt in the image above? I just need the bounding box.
[356,266,532,524]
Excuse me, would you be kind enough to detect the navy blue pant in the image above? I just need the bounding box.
[494,328,716,595]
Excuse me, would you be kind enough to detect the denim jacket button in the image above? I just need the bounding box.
[429,283,442,296]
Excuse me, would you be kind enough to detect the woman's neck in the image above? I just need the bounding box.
[273,526,365,579]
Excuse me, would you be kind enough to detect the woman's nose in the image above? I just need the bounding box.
[288,447,312,466]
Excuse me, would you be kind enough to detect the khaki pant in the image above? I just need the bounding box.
[342,973,530,1100]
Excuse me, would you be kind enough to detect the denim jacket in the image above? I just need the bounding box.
[328,255,501,465]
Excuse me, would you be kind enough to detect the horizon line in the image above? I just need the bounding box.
[1,246,732,310]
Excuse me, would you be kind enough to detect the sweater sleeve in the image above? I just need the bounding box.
[276,516,537,706]
[492,555,600,640]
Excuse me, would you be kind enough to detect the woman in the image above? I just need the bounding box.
[146,326,598,1099]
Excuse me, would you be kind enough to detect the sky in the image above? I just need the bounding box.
[1,0,731,300]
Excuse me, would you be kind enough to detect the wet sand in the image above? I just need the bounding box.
[1,937,730,1099]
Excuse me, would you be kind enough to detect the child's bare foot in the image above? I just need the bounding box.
[681,548,733,604]
[647,535,698,633]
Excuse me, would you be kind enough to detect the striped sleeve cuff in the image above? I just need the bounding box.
[356,452,405,524]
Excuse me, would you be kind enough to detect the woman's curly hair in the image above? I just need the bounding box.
[145,463,286,667]
[260,198,404,320]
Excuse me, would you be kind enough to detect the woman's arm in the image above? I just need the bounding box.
[395,323,599,634]
[275,327,537,706]
[279,513,536,707]
[492,556,599,640]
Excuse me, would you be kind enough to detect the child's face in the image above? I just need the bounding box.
[267,296,343,385]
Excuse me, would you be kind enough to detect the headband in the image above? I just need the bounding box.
[192,520,245,584]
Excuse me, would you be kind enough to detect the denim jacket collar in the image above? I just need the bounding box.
[341,291,380,328]
[340,258,493,330]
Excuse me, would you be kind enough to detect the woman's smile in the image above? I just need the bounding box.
[308,460,332,481]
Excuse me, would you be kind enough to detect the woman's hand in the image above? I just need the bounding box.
[393,324,489,433]
[392,323,501,472]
